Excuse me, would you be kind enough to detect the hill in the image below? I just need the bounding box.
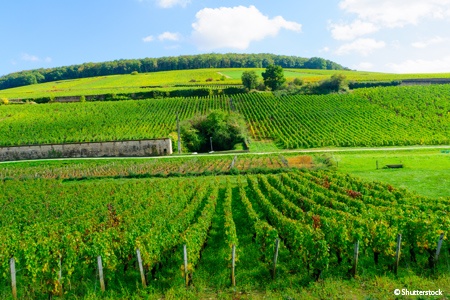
[2,67,450,102]
[0,53,347,90]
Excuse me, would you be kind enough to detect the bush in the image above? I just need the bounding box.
[181,110,249,153]
[241,70,259,90]
[131,71,138,75]
[0,98,9,105]
[293,78,304,86]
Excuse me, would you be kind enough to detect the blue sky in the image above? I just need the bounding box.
[2,0,450,76]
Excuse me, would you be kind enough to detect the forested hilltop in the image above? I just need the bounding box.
[0,53,347,90]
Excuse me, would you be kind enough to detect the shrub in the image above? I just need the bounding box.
[131,71,138,75]
[181,110,249,153]
[241,70,259,90]
[293,78,304,86]
[0,98,9,105]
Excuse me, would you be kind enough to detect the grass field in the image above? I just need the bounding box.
[333,149,450,198]
[219,69,310,80]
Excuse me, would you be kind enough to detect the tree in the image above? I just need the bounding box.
[180,110,248,153]
[241,70,259,90]
[262,65,286,91]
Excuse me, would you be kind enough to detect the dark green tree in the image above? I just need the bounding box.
[241,70,259,90]
[262,65,286,91]
[315,74,348,94]
[180,110,248,152]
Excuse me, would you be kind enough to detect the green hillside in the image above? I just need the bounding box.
[0,53,347,90]
[0,85,448,148]
[2,67,450,101]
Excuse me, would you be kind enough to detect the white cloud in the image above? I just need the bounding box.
[387,56,450,73]
[21,53,40,62]
[336,38,385,56]
[329,20,378,40]
[191,5,302,50]
[158,32,180,41]
[339,0,450,27]
[156,0,190,8]
[353,62,374,70]
[319,47,330,53]
[142,35,154,42]
[21,53,52,63]
[411,36,447,48]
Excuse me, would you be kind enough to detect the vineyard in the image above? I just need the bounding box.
[0,154,314,180]
[0,85,449,148]
[0,170,449,298]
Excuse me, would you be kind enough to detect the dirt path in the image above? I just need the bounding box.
[217,72,232,79]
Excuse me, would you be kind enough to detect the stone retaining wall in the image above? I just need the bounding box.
[0,139,172,161]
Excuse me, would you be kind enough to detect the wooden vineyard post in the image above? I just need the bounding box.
[376,160,379,170]
[136,249,147,287]
[272,238,280,279]
[10,258,17,300]
[231,245,236,287]
[352,240,359,277]
[97,256,105,292]
[434,233,445,266]
[58,257,63,296]
[394,234,402,275]
[176,112,181,154]
[183,245,189,287]
[229,155,238,169]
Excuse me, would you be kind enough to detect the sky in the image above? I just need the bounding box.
[1,0,450,76]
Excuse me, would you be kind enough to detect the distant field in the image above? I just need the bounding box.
[219,69,311,80]
[0,69,242,100]
[2,67,450,100]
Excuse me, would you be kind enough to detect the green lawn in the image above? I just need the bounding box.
[332,149,450,198]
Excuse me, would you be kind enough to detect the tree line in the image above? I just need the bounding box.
[0,53,347,90]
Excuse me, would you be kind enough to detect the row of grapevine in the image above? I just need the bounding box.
[246,176,329,277]
[0,177,205,295]
[275,172,448,267]
[0,154,298,180]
